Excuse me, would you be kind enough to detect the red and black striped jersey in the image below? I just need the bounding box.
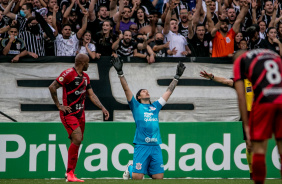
[233,49,282,104]
[56,67,92,118]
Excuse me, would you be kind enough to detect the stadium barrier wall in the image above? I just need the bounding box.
[1,56,279,179]
[0,56,239,122]
[0,122,279,179]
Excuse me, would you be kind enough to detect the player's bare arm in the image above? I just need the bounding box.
[87,88,110,120]
[167,80,178,93]
[162,62,186,101]
[200,70,234,87]
[111,56,133,101]
[49,80,72,113]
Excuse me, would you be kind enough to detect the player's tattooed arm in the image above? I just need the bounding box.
[49,80,61,109]
[161,79,178,102]
[162,62,185,102]
[88,89,104,109]
[167,79,178,93]
[49,81,71,113]
[49,80,72,113]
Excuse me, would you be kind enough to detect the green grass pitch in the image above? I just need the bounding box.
[0,179,281,184]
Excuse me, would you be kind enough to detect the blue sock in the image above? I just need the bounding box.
[128,165,133,179]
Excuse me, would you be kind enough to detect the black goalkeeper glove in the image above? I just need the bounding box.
[110,56,124,75]
[174,61,186,80]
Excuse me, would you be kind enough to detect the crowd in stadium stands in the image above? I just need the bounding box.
[0,0,282,62]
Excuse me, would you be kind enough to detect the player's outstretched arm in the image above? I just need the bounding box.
[200,70,234,87]
[162,62,186,101]
[111,56,133,101]
[49,80,72,113]
[87,88,109,120]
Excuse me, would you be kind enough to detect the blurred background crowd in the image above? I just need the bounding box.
[0,0,282,63]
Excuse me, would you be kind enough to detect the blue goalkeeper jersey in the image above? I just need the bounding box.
[128,96,165,145]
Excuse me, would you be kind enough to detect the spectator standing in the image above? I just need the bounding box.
[118,6,135,32]
[4,1,33,32]
[0,0,14,12]
[234,32,243,51]
[0,0,16,27]
[62,0,87,33]
[0,10,8,39]
[278,22,282,42]
[150,32,173,57]
[19,17,45,57]
[234,0,255,34]
[258,20,267,39]
[94,0,110,13]
[139,11,162,43]
[77,30,96,59]
[187,1,213,57]
[130,0,151,18]
[259,27,282,56]
[151,0,164,14]
[258,0,277,28]
[47,0,62,23]
[54,10,88,56]
[161,0,189,23]
[1,25,27,62]
[112,30,137,57]
[201,0,220,26]
[178,8,189,40]
[0,21,10,41]
[238,39,248,50]
[94,20,116,57]
[45,5,58,56]
[134,7,149,30]
[163,0,191,57]
[63,10,81,33]
[246,24,264,50]
[135,33,155,63]
[129,23,138,39]
[211,1,248,57]
[33,0,47,10]
[188,23,213,57]
[227,8,236,30]
[87,5,115,37]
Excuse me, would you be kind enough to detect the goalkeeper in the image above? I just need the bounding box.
[111,56,186,180]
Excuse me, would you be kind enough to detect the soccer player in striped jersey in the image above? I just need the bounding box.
[49,54,109,182]
[233,49,282,184]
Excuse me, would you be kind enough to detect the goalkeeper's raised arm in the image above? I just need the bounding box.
[110,56,133,102]
[162,62,186,102]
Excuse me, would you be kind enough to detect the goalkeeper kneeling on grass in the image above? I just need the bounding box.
[111,56,186,180]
